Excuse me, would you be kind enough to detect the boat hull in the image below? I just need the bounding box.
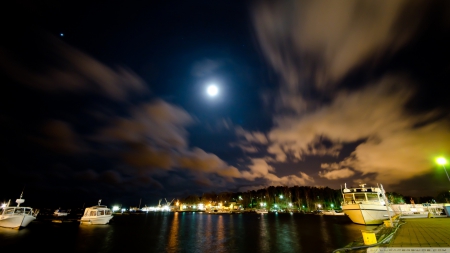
[80,215,113,225]
[343,204,395,225]
[0,215,36,229]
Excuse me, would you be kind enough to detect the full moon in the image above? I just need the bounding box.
[207,85,218,96]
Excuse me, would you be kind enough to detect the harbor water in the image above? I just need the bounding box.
[0,212,376,253]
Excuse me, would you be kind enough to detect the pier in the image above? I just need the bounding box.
[386,218,450,247]
[334,216,450,252]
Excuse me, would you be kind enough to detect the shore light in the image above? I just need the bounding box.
[436,157,450,183]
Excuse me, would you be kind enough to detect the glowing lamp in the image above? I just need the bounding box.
[437,157,447,165]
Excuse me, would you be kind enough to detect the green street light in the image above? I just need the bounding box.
[436,157,450,183]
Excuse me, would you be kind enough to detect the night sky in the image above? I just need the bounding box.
[1,0,450,208]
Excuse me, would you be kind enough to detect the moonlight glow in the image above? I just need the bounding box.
[207,85,218,96]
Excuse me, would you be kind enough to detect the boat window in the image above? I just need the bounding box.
[367,193,379,202]
[14,208,24,214]
[24,208,31,215]
[98,210,105,215]
[90,211,97,216]
[105,210,111,215]
[344,194,354,203]
[84,210,90,216]
[354,193,366,202]
[4,208,14,215]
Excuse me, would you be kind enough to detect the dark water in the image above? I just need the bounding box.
[0,212,376,253]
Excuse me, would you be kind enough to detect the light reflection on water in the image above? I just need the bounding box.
[0,213,377,253]
[167,212,179,252]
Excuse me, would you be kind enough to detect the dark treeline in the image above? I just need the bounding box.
[181,186,342,211]
[386,191,450,204]
[180,186,450,211]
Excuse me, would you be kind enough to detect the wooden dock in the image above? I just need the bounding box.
[333,216,450,253]
[386,217,450,247]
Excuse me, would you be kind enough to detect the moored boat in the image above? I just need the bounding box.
[53,208,70,217]
[0,193,39,229]
[341,183,395,225]
[255,209,268,214]
[80,199,113,225]
[322,209,345,216]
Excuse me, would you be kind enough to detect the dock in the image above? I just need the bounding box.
[334,216,450,252]
[386,218,450,247]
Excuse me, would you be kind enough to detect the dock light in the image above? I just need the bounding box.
[331,204,334,208]
[112,206,120,212]
[318,204,322,209]
[274,204,278,208]
[260,203,263,207]
[1,203,5,208]
[436,157,450,183]
[289,203,292,207]
[182,205,186,210]
[280,195,283,199]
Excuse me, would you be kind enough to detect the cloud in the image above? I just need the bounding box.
[268,76,450,185]
[36,120,83,154]
[252,0,428,94]
[235,127,268,145]
[319,168,355,180]
[0,34,148,101]
[191,59,223,77]
[99,99,194,150]
[241,158,314,186]
[178,148,241,178]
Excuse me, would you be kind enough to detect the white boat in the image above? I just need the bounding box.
[341,183,395,225]
[80,200,113,225]
[255,209,268,214]
[207,209,232,214]
[53,208,70,217]
[0,193,39,229]
[322,209,345,216]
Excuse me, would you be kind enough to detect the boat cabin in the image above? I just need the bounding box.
[342,184,384,205]
[1,207,34,215]
[83,206,112,217]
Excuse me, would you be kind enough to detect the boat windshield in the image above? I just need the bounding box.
[367,193,379,202]
[344,194,353,204]
[354,193,366,202]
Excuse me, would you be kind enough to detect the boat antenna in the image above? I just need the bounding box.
[20,186,25,199]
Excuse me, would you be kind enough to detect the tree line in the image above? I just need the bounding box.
[180,186,450,210]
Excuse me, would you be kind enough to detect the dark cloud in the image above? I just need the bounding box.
[0,34,148,101]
